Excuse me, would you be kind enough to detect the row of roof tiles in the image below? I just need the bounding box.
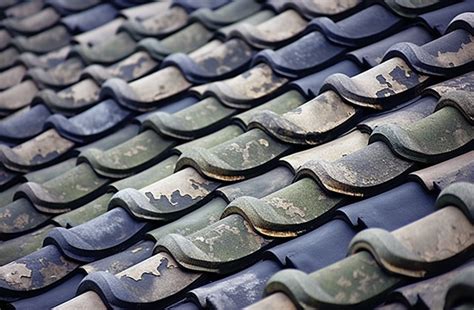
[0,0,472,309]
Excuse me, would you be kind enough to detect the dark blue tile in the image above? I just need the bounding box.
[336,182,437,231]
[417,0,474,35]
[348,26,434,69]
[45,99,133,144]
[172,0,231,13]
[0,105,51,142]
[289,59,362,97]
[309,4,405,47]
[9,274,84,309]
[253,4,405,78]
[44,208,154,262]
[189,260,282,309]
[61,4,119,34]
[45,0,100,15]
[266,219,356,273]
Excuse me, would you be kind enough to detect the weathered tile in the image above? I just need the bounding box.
[266,0,364,19]
[4,3,473,309]
[325,57,429,110]
[0,183,20,209]
[313,4,404,47]
[174,125,243,155]
[218,166,294,203]
[0,129,75,172]
[162,38,256,83]
[235,89,306,128]
[52,193,114,228]
[79,129,175,178]
[0,105,51,142]
[190,0,262,30]
[72,18,124,46]
[102,66,192,111]
[2,8,60,35]
[358,95,438,133]
[255,34,472,144]
[76,252,203,308]
[45,99,133,144]
[76,123,140,154]
[246,292,296,310]
[191,64,288,109]
[427,71,474,98]
[0,197,50,238]
[281,130,369,172]
[10,274,84,310]
[0,224,54,266]
[27,56,85,87]
[111,167,221,221]
[4,0,43,19]
[255,4,404,78]
[298,141,414,197]
[385,0,455,18]
[370,97,473,164]
[418,1,474,35]
[189,260,282,309]
[0,47,19,70]
[443,264,474,309]
[144,96,236,140]
[357,207,473,279]
[147,197,228,242]
[146,167,294,243]
[228,9,307,49]
[157,214,273,273]
[45,0,100,15]
[0,245,79,299]
[16,163,109,214]
[61,4,118,34]
[348,26,434,69]
[110,155,178,192]
[120,6,188,41]
[251,90,362,145]
[173,0,230,13]
[0,80,39,115]
[25,157,77,184]
[446,11,474,34]
[287,59,362,98]
[0,168,20,191]
[435,181,474,220]
[389,261,474,309]
[0,65,26,90]
[255,30,347,79]
[36,78,101,114]
[44,207,153,262]
[0,30,13,51]
[410,151,474,192]
[263,187,473,308]
[189,219,355,308]
[120,1,172,21]
[45,158,179,261]
[19,45,71,69]
[82,51,158,84]
[225,177,345,238]
[11,26,71,54]
[176,128,292,181]
[81,240,154,275]
[216,10,275,39]
[71,32,137,65]
[137,22,214,61]
[383,25,474,77]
